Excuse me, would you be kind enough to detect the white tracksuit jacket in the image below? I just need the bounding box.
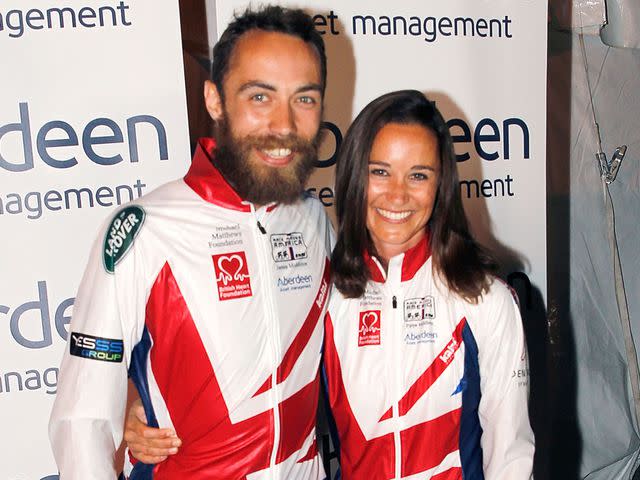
[49,138,333,480]
[323,236,534,479]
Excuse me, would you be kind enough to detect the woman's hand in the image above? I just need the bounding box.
[124,399,182,464]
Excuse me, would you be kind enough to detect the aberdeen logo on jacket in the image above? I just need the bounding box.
[212,251,252,301]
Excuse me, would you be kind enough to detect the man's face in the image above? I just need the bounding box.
[205,30,324,205]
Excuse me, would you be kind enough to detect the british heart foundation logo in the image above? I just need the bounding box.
[358,310,381,346]
[212,252,252,301]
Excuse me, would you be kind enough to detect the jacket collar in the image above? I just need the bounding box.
[364,233,432,283]
[184,138,277,213]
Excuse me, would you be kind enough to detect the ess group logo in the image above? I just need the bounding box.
[212,251,252,301]
[358,310,381,347]
[270,232,307,262]
[69,332,123,363]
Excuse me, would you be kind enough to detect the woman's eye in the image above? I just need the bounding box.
[369,168,388,176]
[410,172,428,181]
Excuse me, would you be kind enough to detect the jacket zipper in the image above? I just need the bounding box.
[252,208,281,478]
[391,290,402,479]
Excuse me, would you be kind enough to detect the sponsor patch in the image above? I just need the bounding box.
[271,232,307,262]
[208,223,243,249]
[277,273,313,292]
[360,285,384,308]
[403,297,437,344]
[404,331,438,345]
[404,296,436,323]
[358,310,381,346]
[439,337,460,364]
[103,206,145,273]
[512,367,530,388]
[69,332,124,363]
[212,251,252,301]
[316,277,328,308]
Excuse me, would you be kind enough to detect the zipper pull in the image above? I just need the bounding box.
[256,220,266,234]
[392,296,397,309]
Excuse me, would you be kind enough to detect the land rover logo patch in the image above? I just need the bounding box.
[103,206,145,273]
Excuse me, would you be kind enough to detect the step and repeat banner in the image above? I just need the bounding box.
[0,1,190,478]
[216,0,548,297]
[2,0,546,477]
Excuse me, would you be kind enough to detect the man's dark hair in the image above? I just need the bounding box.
[211,5,327,100]
[331,90,498,302]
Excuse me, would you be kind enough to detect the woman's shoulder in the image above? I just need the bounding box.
[461,277,522,345]
[462,276,520,323]
[482,276,519,306]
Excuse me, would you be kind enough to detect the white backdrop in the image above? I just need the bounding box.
[0,1,190,478]
[1,0,547,476]
[216,0,548,300]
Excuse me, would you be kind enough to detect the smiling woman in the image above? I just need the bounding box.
[325,90,535,479]
[332,90,497,301]
[366,123,440,263]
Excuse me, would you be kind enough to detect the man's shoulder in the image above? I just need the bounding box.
[100,177,190,237]
[136,177,189,205]
[290,194,333,233]
[289,192,328,217]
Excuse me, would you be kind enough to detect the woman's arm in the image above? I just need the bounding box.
[476,281,535,479]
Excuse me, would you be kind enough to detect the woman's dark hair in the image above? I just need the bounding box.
[211,6,327,100]
[331,90,497,302]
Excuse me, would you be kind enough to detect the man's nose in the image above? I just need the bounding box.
[269,102,295,136]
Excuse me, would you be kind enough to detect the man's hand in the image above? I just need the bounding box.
[124,399,182,464]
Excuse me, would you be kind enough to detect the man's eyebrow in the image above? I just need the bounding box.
[238,81,276,92]
[295,83,323,94]
[236,81,323,94]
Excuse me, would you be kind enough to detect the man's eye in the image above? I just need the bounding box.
[298,96,316,105]
[251,93,267,102]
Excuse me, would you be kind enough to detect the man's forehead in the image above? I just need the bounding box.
[226,29,322,81]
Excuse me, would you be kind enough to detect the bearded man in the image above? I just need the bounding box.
[49,6,333,479]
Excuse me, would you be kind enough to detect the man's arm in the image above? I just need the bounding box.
[49,209,147,479]
[124,398,182,464]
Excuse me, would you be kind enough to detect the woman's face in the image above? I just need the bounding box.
[366,122,440,263]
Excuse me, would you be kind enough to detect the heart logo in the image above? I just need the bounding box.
[212,251,252,301]
[217,254,245,285]
[360,311,379,335]
[358,309,381,347]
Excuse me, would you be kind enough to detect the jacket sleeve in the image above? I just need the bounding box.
[476,281,535,480]
[49,209,148,479]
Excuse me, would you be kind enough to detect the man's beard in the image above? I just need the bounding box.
[213,119,319,205]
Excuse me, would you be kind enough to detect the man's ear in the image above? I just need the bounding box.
[204,80,223,121]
